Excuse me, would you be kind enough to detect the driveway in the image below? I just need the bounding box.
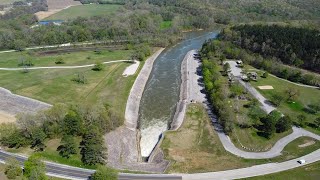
[226,61,276,113]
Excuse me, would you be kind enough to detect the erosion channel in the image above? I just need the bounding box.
[138,31,218,158]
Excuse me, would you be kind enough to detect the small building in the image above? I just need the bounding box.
[236,60,244,67]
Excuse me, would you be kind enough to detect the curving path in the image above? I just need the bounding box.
[0,60,135,70]
[189,52,320,159]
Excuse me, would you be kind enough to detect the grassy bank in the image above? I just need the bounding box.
[243,161,320,180]
[0,49,133,68]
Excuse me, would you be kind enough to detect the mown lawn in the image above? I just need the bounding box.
[249,70,320,134]
[243,161,320,180]
[0,49,138,118]
[0,49,133,68]
[45,4,121,20]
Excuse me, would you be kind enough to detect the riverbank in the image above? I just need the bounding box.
[105,48,169,173]
[125,48,165,130]
[149,50,197,163]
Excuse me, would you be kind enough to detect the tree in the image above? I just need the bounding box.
[276,115,292,133]
[62,110,83,136]
[270,93,285,107]
[260,110,282,138]
[91,165,118,180]
[315,117,320,128]
[219,54,226,65]
[297,114,307,127]
[80,127,106,165]
[5,157,22,179]
[262,72,269,78]
[57,135,77,158]
[31,128,46,151]
[223,62,230,75]
[285,88,300,101]
[24,156,47,180]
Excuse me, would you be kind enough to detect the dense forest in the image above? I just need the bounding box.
[1,0,320,51]
[220,24,320,73]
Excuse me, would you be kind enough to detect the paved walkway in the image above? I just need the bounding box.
[187,55,320,159]
[0,60,134,70]
[227,61,276,113]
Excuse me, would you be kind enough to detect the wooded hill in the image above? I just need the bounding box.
[220,24,320,73]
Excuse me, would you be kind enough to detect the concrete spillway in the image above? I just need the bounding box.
[138,31,218,157]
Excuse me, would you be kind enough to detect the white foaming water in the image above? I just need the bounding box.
[140,120,168,157]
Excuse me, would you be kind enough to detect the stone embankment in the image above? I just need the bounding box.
[105,48,169,173]
[0,87,51,116]
[125,48,165,130]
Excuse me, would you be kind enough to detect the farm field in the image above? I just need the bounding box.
[45,4,122,20]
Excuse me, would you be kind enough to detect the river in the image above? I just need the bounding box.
[138,31,218,157]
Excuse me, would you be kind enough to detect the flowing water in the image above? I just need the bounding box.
[138,31,218,157]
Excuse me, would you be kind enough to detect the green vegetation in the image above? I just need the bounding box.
[229,24,320,73]
[161,104,320,173]
[91,165,118,180]
[161,104,262,173]
[45,4,121,21]
[160,21,172,30]
[249,71,320,134]
[0,49,133,68]
[244,161,320,180]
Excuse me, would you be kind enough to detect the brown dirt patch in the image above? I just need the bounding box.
[0,111,15,124]
[258,85,274,90]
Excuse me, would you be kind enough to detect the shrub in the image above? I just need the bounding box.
[92,62,104,71]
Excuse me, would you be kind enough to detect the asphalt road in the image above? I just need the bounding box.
[0,150,94,180]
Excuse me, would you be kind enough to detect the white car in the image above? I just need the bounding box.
[298,159,306,164]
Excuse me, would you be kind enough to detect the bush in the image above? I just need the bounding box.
[92,62,104,71]
[55,58,65,64]
[91,165,118,180]
[262,72,269,78]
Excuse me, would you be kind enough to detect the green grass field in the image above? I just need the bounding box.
[0,49,133,68]
[0,49,136,118]
[243,161,320,180]
[45,4,121,20]
[248,69,320,134]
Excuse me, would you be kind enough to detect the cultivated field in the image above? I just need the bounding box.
[35,0,82,20]
[44,4,121,20]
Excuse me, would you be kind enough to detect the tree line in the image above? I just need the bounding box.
[221,24,320,73]
[202,37,320,87]
[0,103,122,166]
